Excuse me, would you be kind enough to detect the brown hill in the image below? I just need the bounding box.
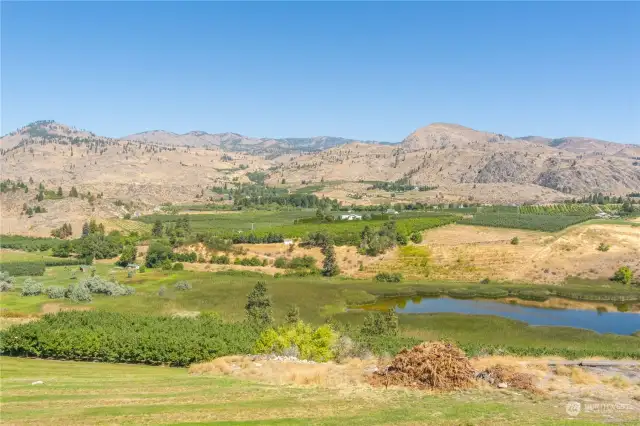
[270,123,639,198]
[1,120,639,237]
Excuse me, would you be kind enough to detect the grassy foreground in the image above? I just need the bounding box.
[0,357,604,425]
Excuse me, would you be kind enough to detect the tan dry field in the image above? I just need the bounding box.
[175,242,390,277]
[163,222,639,284]
[364,223,640,284]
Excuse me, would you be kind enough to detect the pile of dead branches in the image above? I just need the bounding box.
[371,341,475,390]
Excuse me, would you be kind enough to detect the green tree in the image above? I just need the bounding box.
[52,241,73,257]
[74,234,122,260]
[69,186,78,197]
[82,222,90,237]
[245,281,273,328]
[36,191,44,202]
[56,186,63,197]
[152,219,163,237]
[321,244,340,277]
[285,304,300,325]
[117,244,137,267]
[613,266,634,285]
[145,241,173,268]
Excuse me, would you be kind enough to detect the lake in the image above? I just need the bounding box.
[358,296,640,335]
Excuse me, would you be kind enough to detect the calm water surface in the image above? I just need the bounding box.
[362,297,640,335]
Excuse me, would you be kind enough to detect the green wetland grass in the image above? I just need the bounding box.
[2,266,640,359]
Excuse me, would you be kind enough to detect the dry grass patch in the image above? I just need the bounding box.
[189,356,378,389]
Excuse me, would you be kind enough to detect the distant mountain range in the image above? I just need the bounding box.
[119,129,393,155]
[1,120,639,203]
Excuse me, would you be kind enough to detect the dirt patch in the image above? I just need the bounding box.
[371,342,475,391]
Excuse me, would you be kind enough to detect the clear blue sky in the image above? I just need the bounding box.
[2,2,638,143]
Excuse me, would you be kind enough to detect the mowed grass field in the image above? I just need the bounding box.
[0,357,608,425]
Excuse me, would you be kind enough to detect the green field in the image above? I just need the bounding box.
[518,204,598,216]
[3,266,640,358]
[1,357,606,425]
[459,213,591,232]
[134,211,457,244]
[0,250,62,263]
[136,210,316,232]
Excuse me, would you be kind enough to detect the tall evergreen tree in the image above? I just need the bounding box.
[152,219,163,237]
[82,222,90,237]
[56,186,63,197]
[321,244,340,277]
[245,281,273,328]
[69,186,79,197]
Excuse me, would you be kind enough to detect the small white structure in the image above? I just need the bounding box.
[594,212,609,218]
[340,214,362,221]
[283,239,294,246]
[385,209,399,215]
[127,263,140,270]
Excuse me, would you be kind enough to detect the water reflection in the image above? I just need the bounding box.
[359,296,640,335]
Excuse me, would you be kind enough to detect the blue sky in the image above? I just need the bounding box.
[2,2,638,143]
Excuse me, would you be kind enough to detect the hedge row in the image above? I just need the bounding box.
[0,311,258,366]
[0,262,45,276]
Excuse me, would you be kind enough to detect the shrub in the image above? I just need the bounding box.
[285,304,300,325]
[66,283,92,303]
[0,262,45,276]
[613,266,634,285]
[361,309,399,337]
[145,241,173,268]
[21,278,43,296]
[175,281,192,291]
[253,322,337,362]
[210,255,230,264]
[234,256,263,266]
[161,259,173,270]
[77,276,135,297]
[158,286,166,296]
[0,311,258,366]
[332,335,372,363]
[480,278,491,284]
[510,237,520,245]
[273,257,287,268]
[138,265,146,273]
[45,286,66,299]
[0,271,14,292]
[287,255,317,270]
[172,262,184,271]
[410,232,423,244]
[375,272,403,282]
[598,243,611,252]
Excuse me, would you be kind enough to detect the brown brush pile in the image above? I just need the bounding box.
[371,341,475,391]
[480,364,538,392]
